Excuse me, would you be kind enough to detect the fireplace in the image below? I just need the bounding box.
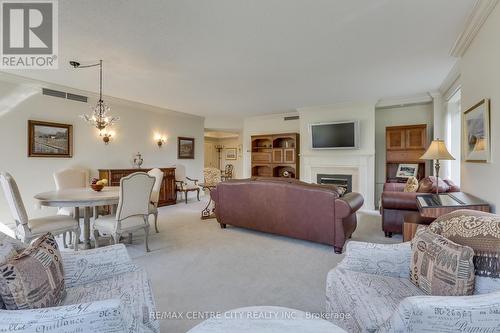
[317,174,352,193]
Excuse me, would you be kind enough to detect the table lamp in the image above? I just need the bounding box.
[420,139,455,194]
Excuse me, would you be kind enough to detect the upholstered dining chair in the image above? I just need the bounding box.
[93,172,155,252]
[174,164,200,204]
[0,172,80,250]
[147,168,164,233]
[53,168,89,247]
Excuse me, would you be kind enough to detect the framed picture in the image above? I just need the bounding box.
[396,164,418,178]
[28,120,73,158]
[178,137,195,159]
[463,99,490,163]
[225,148,237,160]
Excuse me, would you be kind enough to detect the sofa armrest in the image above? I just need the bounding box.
[379,291,500,332]
[335,192,364,219]
[62,244,138,288]
[383,183,406,192]
[381,191,419,210]
[338,241,411,278]
[0,300,128,332]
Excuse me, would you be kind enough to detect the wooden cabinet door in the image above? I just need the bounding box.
[283,148,295,163]
[405,127,427,150]
[386,129,405,150]
[272,149,283,163]
[252,152,272,163]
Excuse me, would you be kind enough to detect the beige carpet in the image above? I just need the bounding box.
[107,198,402,332]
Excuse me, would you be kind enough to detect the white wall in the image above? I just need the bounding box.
[374,103,433,207]
[460,3,500,212]
[242,112,300,177]
[0,74,204,230]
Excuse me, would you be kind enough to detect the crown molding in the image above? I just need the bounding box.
[376,94,433,109]
[450,0,499,57]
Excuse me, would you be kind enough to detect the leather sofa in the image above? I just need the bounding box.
[380,176,459,237]
[210,177,364,253]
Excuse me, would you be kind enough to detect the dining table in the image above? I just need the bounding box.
[34,186,120,249]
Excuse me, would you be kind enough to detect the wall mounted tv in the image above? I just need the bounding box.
[310,121,359,149]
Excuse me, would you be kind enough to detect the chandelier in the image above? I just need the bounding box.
[70,59,118,131]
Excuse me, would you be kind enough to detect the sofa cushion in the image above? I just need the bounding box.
[326,267,424,332]
[417,176,450,193]
[410,227,475,296]
[63,268,159,332]
[430,210,500,278]
[403,177,419,192]
[0,233,65,310]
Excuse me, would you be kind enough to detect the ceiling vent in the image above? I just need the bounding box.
[42,88,66,99]
[42,88,88,103]
[284,115,299,121]
[66,93,88,103]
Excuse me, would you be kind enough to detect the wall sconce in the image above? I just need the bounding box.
[99,129,114,145]
[155,133,167,147]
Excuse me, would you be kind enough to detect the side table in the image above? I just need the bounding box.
[403,212,435,242]
[199,183,217,220]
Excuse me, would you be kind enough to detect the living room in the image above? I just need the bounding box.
[1,1,500,332]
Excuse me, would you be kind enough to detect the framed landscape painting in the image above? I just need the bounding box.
[396,163,418,178]
[463,99,490,163]
[225,148,237,160]
[28,120,73,158]
[178,137,195,159]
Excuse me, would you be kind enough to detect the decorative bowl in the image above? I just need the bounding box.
[91,184,104,192]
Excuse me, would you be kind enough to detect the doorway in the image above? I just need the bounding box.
[204,130,241,179]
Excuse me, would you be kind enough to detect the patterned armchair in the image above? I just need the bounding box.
[326,241,500,332]
[203,167,222,187]
[0,242,159,332]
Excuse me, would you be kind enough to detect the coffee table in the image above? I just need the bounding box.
[187,306,347,333]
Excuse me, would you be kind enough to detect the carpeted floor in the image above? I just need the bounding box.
[112,198,402,332]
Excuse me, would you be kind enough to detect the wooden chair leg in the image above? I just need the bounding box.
[93,229,100,248]
[185,191,188,204]
[73,231,79,251]
[62,232,68,248]
[144,222,150,253]
[113,233,121,245]
[128,233,133,244]
[154,212,159,233]
[196,189,200,201]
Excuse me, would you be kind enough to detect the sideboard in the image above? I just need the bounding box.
[98,168,177,206]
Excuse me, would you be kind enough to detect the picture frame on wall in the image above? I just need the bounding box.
[395,163,418,178]
[225,148,237,160]
[178,137,195,159]
[463,99,490,163]
[28,120,73,158]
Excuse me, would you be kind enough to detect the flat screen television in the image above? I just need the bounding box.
[310,121,359,149]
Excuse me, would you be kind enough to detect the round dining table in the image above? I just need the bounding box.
[34,186,120,249]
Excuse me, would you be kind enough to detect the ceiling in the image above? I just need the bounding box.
[4,0,474,118]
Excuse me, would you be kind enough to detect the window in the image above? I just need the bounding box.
[445,89,461,186]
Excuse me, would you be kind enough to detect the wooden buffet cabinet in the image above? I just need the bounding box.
[385,124,428,182]
[98,168,177,206]
[251,133,300,179]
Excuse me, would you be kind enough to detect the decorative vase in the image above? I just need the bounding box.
[133,152,143,169]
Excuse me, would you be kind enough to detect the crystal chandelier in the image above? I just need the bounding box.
[70,59,118,131]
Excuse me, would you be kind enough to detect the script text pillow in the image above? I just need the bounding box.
[430,210,500,277]
[410,227,475,296]
[0,233,65,309]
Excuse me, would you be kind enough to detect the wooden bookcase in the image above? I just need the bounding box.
[251,133,300,179]
[385,124,428,183]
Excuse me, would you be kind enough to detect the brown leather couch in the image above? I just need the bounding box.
[381,176,460,237]
[210,177,364,253]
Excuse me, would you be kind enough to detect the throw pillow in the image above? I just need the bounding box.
[410,227,475,296]
[430,209,500,277]
[0,232,24,309]
[404,176,419,192]
[0,233,65,310]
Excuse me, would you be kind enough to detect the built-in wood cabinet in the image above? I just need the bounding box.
[385,125,428,183]
[98,168,176,206]
[251,133,300,179]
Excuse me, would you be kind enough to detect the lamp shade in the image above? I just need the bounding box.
[420,139,455,160]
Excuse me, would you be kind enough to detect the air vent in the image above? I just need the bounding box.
[42,88,88,103]
[284,115,299,121]
[67,93,88,103]
[42,88,66,99]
